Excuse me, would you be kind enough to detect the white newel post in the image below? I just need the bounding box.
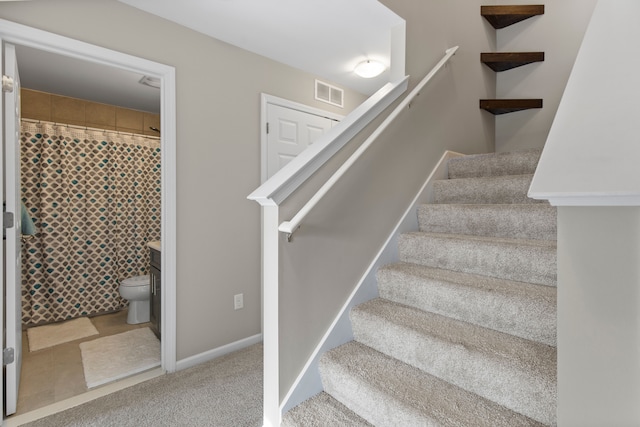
[261,202,281,427]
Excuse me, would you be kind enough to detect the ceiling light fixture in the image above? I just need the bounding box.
[139,75,161,89]
[354,60,386,78]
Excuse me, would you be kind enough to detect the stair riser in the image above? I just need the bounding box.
[399,233,557,287]
[350,305,556,425]
[448,150,541,179]
[433,175,542,204]
[418,204,556,240]
[377,266,557,347]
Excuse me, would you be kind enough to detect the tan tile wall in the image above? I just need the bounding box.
[21,88,160,137]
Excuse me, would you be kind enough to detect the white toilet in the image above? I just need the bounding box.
[119,275,151,324]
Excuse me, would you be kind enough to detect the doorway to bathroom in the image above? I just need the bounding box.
[17,111,161,414]
[0,20,177,420]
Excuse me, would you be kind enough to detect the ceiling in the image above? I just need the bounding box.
[119,0,403,95]
[16,44,162,113]
[14,0,403,114]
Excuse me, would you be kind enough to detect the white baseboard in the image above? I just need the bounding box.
[176,333,263,371]
[280,150,464,413]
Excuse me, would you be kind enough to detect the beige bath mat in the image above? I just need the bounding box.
[80,327,160,388]
[27,317,99,351]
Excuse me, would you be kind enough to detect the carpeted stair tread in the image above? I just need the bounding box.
[399,232,557,287]
[320,341,546,427]
[350,298,556,425]
[282,392,373,427]
[377,262,556,346]
[286,149,557,425]
[448,149,541,179]
[433,174,544,204]
[418,203,557,240]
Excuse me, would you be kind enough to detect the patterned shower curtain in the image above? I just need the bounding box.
[20,121,161,326]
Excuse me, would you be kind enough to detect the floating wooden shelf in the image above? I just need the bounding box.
[480,99,543,115]
[481,52,545,72]
[481,5,544,29]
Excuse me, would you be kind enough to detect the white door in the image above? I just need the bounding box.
[2,41,22,417]
[266,104,337,179]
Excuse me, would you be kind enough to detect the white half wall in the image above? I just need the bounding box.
[529,0,640,205]
[280,150,462,414]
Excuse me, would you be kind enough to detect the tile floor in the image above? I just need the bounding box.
[15,310,151,415]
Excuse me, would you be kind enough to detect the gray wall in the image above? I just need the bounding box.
[381,0,497,153]
[558,207,640,426]
[495,0,597,152]
[0,0,366,360]
[276,0,496,402]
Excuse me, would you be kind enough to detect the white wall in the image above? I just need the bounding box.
[0,0,366,361]
[495,0,597,152]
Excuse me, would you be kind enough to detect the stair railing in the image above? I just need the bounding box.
[248,46,459,427]
[279,46,459,241]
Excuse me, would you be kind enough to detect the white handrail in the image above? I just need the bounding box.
[248,79,408,206]
[279,46,459,239]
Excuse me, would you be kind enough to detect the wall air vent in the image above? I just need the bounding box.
[315,79,344,108]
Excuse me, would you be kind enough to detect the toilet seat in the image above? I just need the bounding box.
[121,275,149,287]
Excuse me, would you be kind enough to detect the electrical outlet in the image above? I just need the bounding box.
[234,293,244,310]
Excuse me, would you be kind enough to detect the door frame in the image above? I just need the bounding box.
[260,94,343,184]
[3,41,23,416]
[0,18,178,379]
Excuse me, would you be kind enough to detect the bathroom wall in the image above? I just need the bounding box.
[21,88,160,136]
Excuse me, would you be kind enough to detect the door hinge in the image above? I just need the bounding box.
[3,348,15,365]
[2,75,14,93]
[4,211,15,229]
[266,122,270,134]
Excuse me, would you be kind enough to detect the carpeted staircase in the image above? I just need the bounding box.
[283,150,557,426]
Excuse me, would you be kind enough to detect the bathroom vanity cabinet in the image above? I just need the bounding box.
[149,247,161,339]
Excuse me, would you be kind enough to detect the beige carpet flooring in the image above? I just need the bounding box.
[22,343,263,427]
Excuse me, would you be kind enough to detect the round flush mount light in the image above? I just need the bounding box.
[354,60,386,78]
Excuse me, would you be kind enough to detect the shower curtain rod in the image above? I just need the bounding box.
[21,118,161,140]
